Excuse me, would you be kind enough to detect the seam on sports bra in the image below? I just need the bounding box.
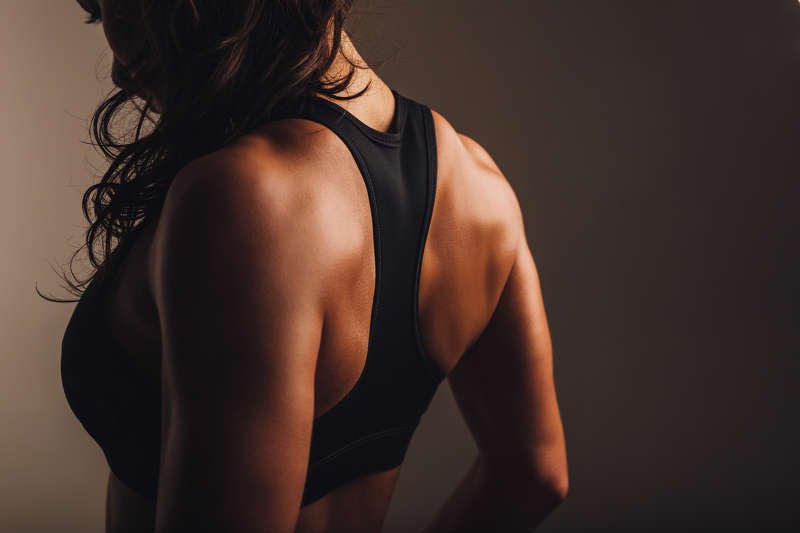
[308,425,415,470]
[307,88,406,148]
[413,105,447,384]
[298,120,384,426]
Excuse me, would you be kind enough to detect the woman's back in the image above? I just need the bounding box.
[74,80,523,533]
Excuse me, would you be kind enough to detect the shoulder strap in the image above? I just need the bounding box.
[270,89,443,430]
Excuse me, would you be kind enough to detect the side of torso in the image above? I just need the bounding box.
[102,92,514,532]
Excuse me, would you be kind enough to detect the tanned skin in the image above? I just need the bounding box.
[93,1,568,531]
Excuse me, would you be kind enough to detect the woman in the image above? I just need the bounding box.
[56,1,568,531]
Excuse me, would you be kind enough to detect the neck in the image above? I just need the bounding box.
[317,30,386,100]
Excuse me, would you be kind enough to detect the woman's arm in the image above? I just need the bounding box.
[148,150,332,532]
[426,136,568,531]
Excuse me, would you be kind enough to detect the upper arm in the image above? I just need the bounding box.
[149,153,327,531]
[446,139,568,495]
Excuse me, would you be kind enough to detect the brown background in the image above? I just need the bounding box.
[3,1,798,531]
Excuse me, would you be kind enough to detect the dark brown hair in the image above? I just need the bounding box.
[40,0,375,302]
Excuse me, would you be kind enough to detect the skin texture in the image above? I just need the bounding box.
[151,137,329,532]
[90,1,569,531]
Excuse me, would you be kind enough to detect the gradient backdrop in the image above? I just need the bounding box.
[3,1,798,531]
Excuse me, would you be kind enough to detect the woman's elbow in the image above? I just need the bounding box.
[520,459,569,506]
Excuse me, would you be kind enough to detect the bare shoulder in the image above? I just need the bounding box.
[429,107,524,284]
[146,131,341,527]
[426,112,567,497]
[146,129,350,307]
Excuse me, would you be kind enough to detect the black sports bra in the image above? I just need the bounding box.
[60,87,447,507]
